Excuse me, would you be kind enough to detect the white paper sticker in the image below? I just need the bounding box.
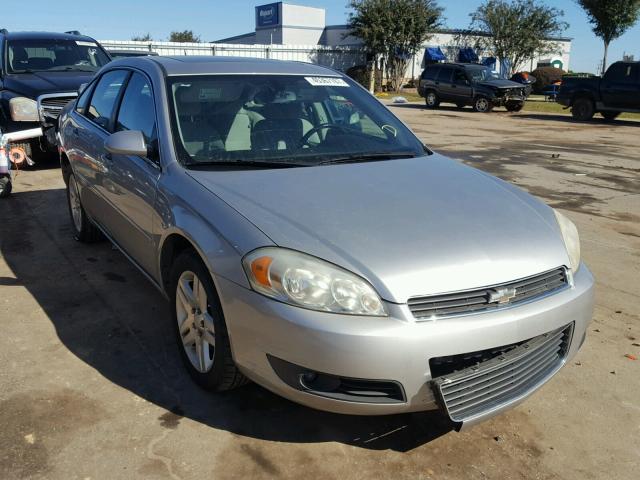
[304,77,349,87]
[76,41,97,47]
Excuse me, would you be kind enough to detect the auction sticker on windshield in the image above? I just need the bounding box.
[305,77,349,87]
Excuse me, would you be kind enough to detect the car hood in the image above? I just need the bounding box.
[2,71,97,98]
[478,78,525,89]
[188,154,569,303]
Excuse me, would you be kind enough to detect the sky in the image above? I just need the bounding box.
[2,0,639,73]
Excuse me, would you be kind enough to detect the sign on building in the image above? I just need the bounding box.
[256,3,281,28]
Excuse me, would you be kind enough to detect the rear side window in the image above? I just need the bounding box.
[437,67,453,82]
[422,66,439,81]
[86,70,129,130]
[75,82,95,115]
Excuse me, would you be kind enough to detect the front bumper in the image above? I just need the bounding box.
[216,264,594,423]
[492,96,525,106]
[556,95,571,107]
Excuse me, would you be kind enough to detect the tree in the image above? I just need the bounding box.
[132,33,152,42]
[576,0,640,73]
[169,30,201,43]
[348,0,443,92]
[469,0,568,75]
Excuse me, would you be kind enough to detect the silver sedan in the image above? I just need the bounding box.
[58,56,593,430]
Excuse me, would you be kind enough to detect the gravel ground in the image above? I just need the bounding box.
[0,105,638,479]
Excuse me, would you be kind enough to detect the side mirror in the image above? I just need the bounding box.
[105,130,147,157]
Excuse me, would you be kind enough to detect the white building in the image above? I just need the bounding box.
[214,2,572,74]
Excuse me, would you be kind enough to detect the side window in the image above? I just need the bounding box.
[75,82,95,115]
[115,72,157,160]
[453,69,468,85]
[437,67,453,82]
[86,70,129,131]
[422,67,439,81]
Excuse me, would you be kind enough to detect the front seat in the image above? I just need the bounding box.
[251,101,317,151]
[174,86,223,157]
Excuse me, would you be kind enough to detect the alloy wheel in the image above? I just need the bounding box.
[175,270,216,373]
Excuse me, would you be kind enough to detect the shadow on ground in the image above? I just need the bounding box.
[0,187,453,453]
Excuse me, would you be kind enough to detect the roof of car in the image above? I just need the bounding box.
[139,56,342,77]
[1,30,99,42]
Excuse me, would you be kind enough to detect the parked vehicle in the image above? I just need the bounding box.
[58,56,593,429]
[107,49,159,60]
[418,63,528,112]
[556,61,640,121]
[510,71,536,96]
[0,29,111,163]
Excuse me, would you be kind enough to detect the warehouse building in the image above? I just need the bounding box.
[214,2,572,73]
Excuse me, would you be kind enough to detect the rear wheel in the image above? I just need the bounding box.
[473,96,493,113]
[66,173,102,242]
[0,176,12,198]
[572,98,595,121]
[424,91,440,109]
[170,251,247,392]
[601,111,620,121]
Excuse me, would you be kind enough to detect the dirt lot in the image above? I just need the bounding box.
[1,106,638,480]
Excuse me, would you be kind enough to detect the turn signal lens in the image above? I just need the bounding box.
[243,248,387,316]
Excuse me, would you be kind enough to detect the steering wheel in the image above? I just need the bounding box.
[298,123,359,148]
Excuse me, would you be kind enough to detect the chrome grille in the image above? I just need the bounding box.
[408,267,568,320]
[431,323,573,423]
[38,94,77,120]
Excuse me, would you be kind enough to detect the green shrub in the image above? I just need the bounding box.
[531,66,567,93]
[346,65,369,87]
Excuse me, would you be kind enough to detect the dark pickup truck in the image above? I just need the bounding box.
[556,61,640,121]
[0,29,111,162]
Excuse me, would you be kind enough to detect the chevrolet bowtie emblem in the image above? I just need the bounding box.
[489,287,517,304]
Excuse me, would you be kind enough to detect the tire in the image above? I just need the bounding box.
[424,90,440,109]
[601,111,620,121]
[169,251,247,392]
[66,173,102,242]
[506,102,524,112]
[0,176,12,198]
[473,96,493,113]
[572,97,595,121]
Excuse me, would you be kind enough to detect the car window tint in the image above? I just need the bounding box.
[116,73,157,153]
[75,82,95,115]
[437,67,453,82]
[453,69,468,84]
[86,70,129,130]
[422,67,439,81]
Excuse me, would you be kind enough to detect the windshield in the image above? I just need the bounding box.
[7,39,110,73]
[467,66,500,83]
[168,74,426,167]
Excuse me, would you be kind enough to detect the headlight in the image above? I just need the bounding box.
[243,247,387,316]
[9,97,39,122]
[553,209,581,273]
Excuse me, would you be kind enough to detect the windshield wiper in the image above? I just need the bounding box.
[317,151,418,165]
[185,159,310,169]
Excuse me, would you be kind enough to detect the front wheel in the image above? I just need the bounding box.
[0,176,12,198]
[424,91,440,109]
[66,173,102,242]
[506,102,524,112]
[473,96,493,113]
[170,251,247,392]
[572,98,595,121]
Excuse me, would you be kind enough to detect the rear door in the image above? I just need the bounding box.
[601,63,640,109]
[68,69,130,223]
[435,66,454,101]
[450,68,473,103]
[103,71,161,276]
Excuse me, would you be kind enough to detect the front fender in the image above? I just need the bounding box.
[155,164,275,291]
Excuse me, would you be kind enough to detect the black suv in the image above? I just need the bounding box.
[418,63,528,112]
[556,61,640,121]
[0,30,111,161]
